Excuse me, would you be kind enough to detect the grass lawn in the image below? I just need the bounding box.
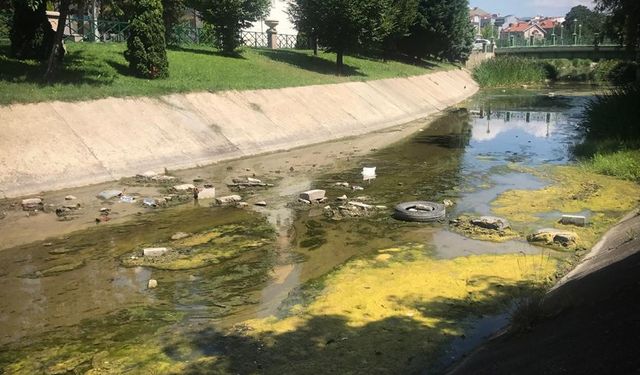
[0,40,451,105]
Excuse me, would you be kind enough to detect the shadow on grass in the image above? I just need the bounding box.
[169,45,246,60]
[105,59,130,76]
[0,44,116,86]
[354,51,442,70]
[257,49,365,77]
[168,278,542,375]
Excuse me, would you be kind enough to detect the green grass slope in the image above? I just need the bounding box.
[0,42,450,105]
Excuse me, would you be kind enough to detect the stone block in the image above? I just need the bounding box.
[197,188,216,200]
[560,215,587,227]
[173,184,195,191]
[216,195,242,205]
[300,189,326,201]
[143,247,170,257]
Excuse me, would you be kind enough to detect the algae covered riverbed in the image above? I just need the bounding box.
[1,87,639,374]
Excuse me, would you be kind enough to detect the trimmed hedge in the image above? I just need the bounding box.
[124,0,169,79]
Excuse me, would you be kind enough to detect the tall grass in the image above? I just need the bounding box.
[575,84,640,181]
[580,84,640,140]
[584,151,640,182]
[473,56,547,87]
[474,57,637,88]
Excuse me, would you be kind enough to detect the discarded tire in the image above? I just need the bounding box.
[393,201,445,222]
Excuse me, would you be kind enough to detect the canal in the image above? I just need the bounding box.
[0,87,627,374]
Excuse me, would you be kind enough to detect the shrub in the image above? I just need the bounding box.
[0,10,11,38]
[124,0,169,79]
[473,56,547,87]
[9,0,54,60]
[580,84,640,141]
[585,151,640,181]
[592,60,638,85]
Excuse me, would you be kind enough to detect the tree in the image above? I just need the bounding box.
[563,5,606,44]
[400,0,474,62]
[289,0,389,74]
[44,0,70,81]
[288,0,320,55]
[380,0,419,58]
[124,0,169,78]
[9,0,55,60]
[480,23,496,40]
[595,0,640,51]
[188,0,270,54]
[162,0,184,45]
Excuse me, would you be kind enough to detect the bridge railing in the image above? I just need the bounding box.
[496,35,621,49]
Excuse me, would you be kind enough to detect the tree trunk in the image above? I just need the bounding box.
[43,0,70,82]
[336,49,343,76]
[312,32,318,56]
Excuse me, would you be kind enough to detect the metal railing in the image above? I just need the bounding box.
[241,30,269,48]
[495,35,621,49]
[63,17,304,49]
[0,14,305,50]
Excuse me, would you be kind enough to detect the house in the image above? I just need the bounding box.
[245,0,297,35]
[469,7,493,34]
[537,18,560,34]
[495,14,519,32]
[500,22,546,40]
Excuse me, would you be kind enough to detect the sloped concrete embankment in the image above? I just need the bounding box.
[0,70,477,198]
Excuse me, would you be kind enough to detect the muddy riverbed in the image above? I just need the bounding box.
[1,87,638,374]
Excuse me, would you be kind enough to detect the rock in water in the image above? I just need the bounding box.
[148,279,158,289]
[97,190,123,200]
[299,189,326,202]
[197,187,216,200]
[216,195,242,205]
[143,247,170,257]
[21,198,43,210]
[171,232,190,240]
[527,228,578,247]
[172,184,195,191]
[470,216,510,231]
[560,214,587,227]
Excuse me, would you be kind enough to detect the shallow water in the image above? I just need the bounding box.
[0,87,594,372]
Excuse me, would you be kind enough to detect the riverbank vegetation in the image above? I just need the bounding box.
[575,84,640,181]
[473,56,638,88]
[0,41,450,105]
[473,56,547,87]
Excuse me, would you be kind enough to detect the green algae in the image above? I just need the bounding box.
[0,308,185,374]
[121,223,274,270]
[492,165,640,250]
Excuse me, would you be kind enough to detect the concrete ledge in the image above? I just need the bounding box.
[0,69,478,198]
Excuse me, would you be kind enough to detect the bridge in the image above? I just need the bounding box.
[495,44,634,60]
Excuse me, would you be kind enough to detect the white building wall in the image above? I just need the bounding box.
[245,0,298,35]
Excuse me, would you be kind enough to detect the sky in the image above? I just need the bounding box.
[469,0,596,17]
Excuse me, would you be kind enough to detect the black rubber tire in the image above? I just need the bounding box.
[393,201,445,222]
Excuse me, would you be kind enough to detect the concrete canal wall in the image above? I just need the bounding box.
[0,69,477,198]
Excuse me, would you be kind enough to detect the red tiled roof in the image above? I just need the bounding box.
[538,19,557,30]
[503,22,532,32]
